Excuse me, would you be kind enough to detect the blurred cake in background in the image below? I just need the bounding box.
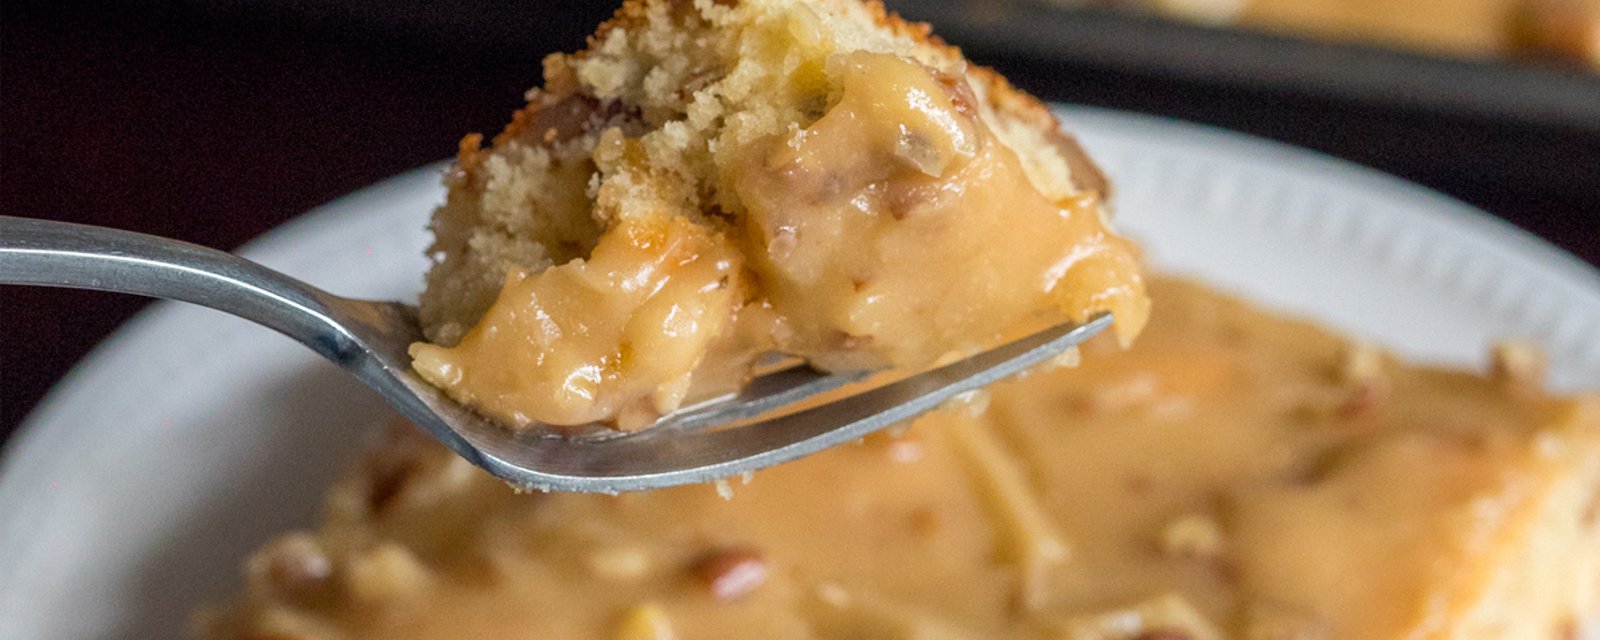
[1061,0,1600,68]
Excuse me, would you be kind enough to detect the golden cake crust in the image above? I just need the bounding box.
[576,0,1111,197]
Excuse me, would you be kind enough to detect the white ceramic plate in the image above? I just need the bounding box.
[3,107,1599,639]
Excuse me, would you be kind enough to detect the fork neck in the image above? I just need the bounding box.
[0,215,369,365]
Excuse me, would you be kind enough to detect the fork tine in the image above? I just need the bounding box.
[453,313,1115,493]
[650,365,871,434]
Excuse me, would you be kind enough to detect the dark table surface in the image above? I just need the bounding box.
[4,0,1598,446]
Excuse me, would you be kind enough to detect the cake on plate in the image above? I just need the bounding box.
[198,279,1600,639]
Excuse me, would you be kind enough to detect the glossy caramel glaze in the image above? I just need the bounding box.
[732,52,1147,372]
[411,17,1149,430]
[202,280,1600,639]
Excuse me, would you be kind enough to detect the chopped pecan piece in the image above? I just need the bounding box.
[1334,383,1386,420]
[692,546,768,601]
[1136,630,1197,640]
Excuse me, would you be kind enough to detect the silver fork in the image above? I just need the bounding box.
[0,215,1111,493]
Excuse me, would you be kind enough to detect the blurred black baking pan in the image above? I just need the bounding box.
[888,0,1600,135]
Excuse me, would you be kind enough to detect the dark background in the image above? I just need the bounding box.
[4,0,1598,445]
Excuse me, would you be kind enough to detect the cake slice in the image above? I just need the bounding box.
[407,0,1150,430]
[197,280,1600,639]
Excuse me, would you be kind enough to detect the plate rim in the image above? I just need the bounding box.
[1062,106,1600,291]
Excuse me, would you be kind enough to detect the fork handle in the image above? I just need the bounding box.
[0,215,363,362]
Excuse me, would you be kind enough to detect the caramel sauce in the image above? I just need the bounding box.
[410,52,1149,430]
[410,216,745,429]
[733,52,1148,372]
[204,280,1600,639]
